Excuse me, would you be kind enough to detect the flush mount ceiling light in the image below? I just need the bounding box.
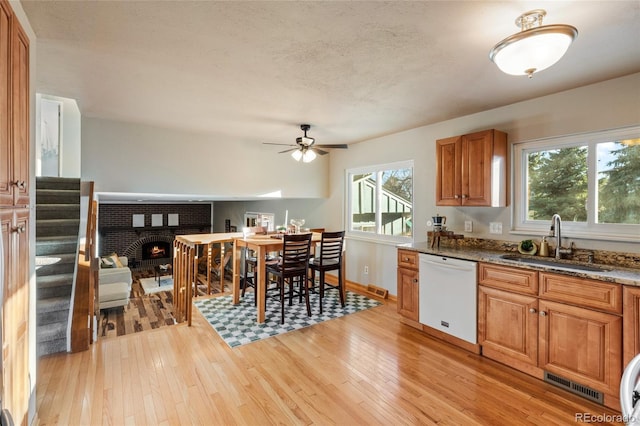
[489,9,577,78]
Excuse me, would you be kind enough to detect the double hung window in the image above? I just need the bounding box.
[347,161,413,242]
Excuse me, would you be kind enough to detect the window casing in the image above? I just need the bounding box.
[513,126,640,241]
[347,161,413,243]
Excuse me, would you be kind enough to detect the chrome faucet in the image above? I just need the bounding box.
[549,213,573,259]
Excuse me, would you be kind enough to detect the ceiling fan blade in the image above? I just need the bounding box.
[314,148,329,155]
[313,144,348,149]
[278,148,298,154]
[264,142,297,147]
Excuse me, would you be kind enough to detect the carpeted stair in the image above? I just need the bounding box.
[36,177,81,357]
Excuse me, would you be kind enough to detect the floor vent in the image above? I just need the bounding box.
[544,371,604,405]
[366,285,389,300]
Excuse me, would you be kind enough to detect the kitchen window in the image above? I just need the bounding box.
[347,161,413,242]
[513,126,640,241]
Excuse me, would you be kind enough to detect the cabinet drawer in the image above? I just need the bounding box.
[539,272,622,314]
[478,263,538,295]
[397,250,418,270]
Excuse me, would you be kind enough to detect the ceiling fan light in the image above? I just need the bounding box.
[291,150,303,161]
[489,10,577,78]
[297,136,315,146]
[302,149,316,163]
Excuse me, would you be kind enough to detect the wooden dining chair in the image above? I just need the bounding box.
[308,231,345,314]
[265,233,313,324]
[241,226,272,304]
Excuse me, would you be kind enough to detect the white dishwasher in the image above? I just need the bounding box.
[419,254,478,344]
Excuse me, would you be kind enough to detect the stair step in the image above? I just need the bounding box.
[36,218,80,237]
[36,236,78,256]
[37,338,67,357]
[36,189,80,205]
[37,285,72,300]
[36,204,80,220]
[36,252,76,266]
[37,321,67,343]
[37,308,69,325]
[36,272,73,288]
[36,260,76,277]
[35,176,80,191]
[37,296,71,314]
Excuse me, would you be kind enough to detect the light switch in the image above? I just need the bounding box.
[464,221,473,232]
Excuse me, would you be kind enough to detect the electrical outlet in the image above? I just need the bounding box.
[489,222,503,234]
[464,220,473,232]
[364,265,369,274]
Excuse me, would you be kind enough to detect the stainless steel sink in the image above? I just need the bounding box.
[499,254,613,272]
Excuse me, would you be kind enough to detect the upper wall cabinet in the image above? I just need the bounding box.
[0,1,29,207]
[435,129,508,207]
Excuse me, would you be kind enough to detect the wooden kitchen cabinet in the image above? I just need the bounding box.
[0,1,31,424]
[435,129,507,207]
[0,208,30,426]
[623,286,640,367]
[539,298,622,398]
[0,0,29,208]
[397,250,419,323]
[478,263,623,409]
[478,285,539,372]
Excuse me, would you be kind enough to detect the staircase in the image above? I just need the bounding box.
[35,177,81,357]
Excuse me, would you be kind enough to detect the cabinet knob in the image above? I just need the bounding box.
[461,194,468,199]
[412,278,418,283]
[12,225,25,234]
[403,257,409,262]
[12,180,26,190]
[454,195,460,199]
[529,308,537,314]
[539,311,547,317]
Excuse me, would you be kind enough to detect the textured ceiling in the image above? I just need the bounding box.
[21,1,640,149]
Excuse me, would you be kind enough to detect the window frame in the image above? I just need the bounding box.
[346,160,414,244]
[512,125,640,242]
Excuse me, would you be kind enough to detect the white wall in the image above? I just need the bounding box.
[212,198,331,232]
[329,73,640,295]
[81,117,329,198]
[81,74,639,298]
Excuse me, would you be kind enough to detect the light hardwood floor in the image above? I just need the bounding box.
[37,298,623,425]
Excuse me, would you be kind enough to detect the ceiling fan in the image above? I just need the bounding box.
[264,124,348,162]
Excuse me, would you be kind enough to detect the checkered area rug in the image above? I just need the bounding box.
[193,290,381,348]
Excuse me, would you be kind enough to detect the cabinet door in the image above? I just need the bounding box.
[462,130,494,206]
[1,208,30,425]
[397,267,419,321]
[0,1,11,207]
[11,21,29,207]
[478,286,538,368]
[539,299,622,397]
[623,286,640,367]
[435,136,461,206]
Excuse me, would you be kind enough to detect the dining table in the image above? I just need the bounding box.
[233,232,332,323]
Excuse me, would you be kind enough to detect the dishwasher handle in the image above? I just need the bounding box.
[420,259,476,272]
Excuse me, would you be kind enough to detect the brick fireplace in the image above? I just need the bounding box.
[98,203,212,269]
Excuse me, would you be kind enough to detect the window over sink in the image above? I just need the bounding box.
[513,125,639,241]
[346,160,413,242]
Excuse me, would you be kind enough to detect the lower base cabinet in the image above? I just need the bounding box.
[478,263,623,410]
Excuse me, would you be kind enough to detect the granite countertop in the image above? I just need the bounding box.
[399,242,640,287]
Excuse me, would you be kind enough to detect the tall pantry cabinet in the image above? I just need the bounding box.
[0,0,31,424]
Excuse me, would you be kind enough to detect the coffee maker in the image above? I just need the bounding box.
[431,214,446,232]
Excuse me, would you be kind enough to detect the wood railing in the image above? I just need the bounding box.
[70,181,98,352]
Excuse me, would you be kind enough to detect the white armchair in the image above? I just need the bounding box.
[98,255,132,310]
[99,256,132,287]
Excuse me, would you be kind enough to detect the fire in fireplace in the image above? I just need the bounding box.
[142,241,172,260]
